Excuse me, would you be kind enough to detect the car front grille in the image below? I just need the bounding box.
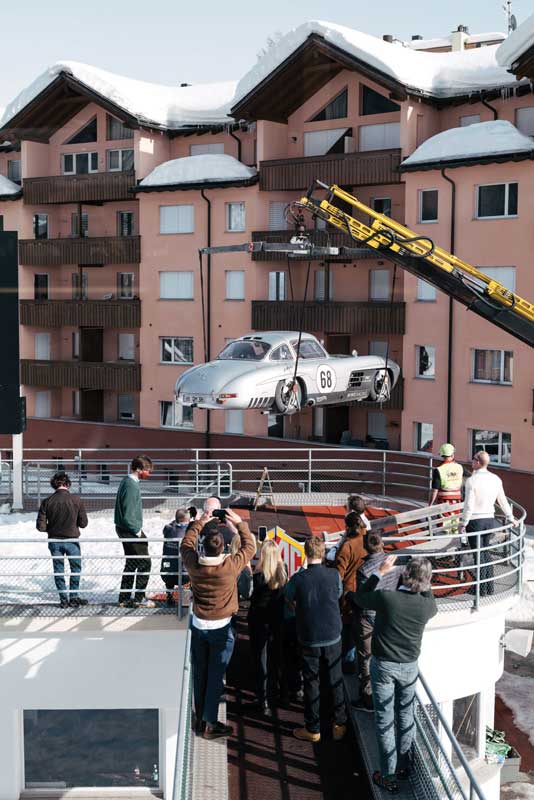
[248,396,273,409]
[348,371,364,388]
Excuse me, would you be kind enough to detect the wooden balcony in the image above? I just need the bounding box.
[259,149,402,191]
[23,171,136,204]
[20,299,141,328]
[251,300,405,335]
[21,360,141,391]
[19,236,141,266]
[251,230,375,262]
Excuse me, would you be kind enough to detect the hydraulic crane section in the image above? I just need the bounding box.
[297,181,534,347]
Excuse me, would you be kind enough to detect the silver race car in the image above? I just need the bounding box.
[175,332,400,415]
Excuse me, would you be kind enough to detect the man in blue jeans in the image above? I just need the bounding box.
[36,472,88,609]
[351,556,437,794]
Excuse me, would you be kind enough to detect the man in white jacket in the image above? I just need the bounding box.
[459,450,514,596]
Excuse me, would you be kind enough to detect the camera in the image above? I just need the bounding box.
[188,506,198,519]
[258,525,267,542]
[212,508,227,522]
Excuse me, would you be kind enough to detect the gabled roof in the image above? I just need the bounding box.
[0,174,22,200]
[0,61,237,141]
[497,14,534,79]
[400,119,534,171]
[135,154,258,192]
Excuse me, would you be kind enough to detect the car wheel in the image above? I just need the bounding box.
[369,370,391,402]
[274,379,302,415]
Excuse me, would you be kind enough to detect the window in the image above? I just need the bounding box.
[268,411,284,438]
[117,211,134,236]
[311,88,348,121]
[415,422,433,452]
[416,345,436,378]
[72,390,80,416]
[72,272,88,300]
[268,201,288,230]
[368,411,387,440]
[515,107,534,137]
[34,391,51,419]
[33,214,49,240]
[419,189,438,222]
[472,349,512,384]
[452,694,480,764]
[107,148,134,172]
[160,336,193,364]
[71,212,88,237]
[312,406,324,437]
[0,215,3,231]
[270,344,293,361]
[106,114,134,140]
[225,409,244,434]
[481,266,516,293]
[159,271,194,299]
[361,85,400,116]
[268,271,286,301]
[370,269,390,301]
[35,333,51,360]
[190,142,224,155]
[292,339,327,359]
[118,394,135,421]
[34,274,49,300]
[304,128,349,157]
[118,272,134,299]
[7,159,21,182]
[314,269,334,301]
[160,400,193,428]
[372,197,392,216]
[226,202,245,232]
[118,333,135,361]
[226,270,245,300]
[72,331,80,359]
[218,339,270,360]
[417,278,437,301]
[460,114,480,127]
[369,340,389,358]
[24,709,159,788]
[159,204,194,234]
[66,117,97,144]
[472,430,511,466]
[62,152,98,175]
[359,122,400,151]
[477,182,518,218]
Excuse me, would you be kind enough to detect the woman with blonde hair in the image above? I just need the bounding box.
[248,538,288,714]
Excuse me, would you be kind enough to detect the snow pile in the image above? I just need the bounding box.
[496,670,534,746]
[234,20,519,105]
[0,174,21,196]
[408,32,505,51]
[401,120,534,168]
[497,13,534,67]
[501,783,534,799]
[0,61,237,130]
[139,154,257,188]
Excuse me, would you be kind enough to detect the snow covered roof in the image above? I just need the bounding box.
[407,32,505,50]
[0,61,238,131]
[497,14,534,67]
[137,154,257,190]
[401,120,534,170]
[233,20,520,109]
[0,174,22,198]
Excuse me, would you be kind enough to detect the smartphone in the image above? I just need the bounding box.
[258,525,267,542]
[212,508,227,522]
[188,506,198,519]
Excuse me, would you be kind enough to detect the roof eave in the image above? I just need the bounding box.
[400,150,534,172]
[0,190,23,201]
[133,175,258,193]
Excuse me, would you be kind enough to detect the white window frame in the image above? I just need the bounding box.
[61,152,98,175]
[160,400,193,429]
[35,333,51,361]
[415,421,434,453]
[118,394,135,421]
[159,336,194,365]
[159,205,195,235]
[225,202,246,232]
[471,430,511,467]
[107,148,134,173]
[225,270,245,300]
[369,269,390,301]
[416,278,437,302]
[159,271,194,300]
[225,409,244,434]
[35,390,51,419]
[415,345,436,379]
[268,271,286,301]
[418,189,439,223]
[359,122,400,152]
[471,349,513,385]
[314,269,334,301]
[118,333,135,361]
[118,272,134,299]
[475,182,518,220]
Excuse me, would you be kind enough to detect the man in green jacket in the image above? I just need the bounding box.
[115,455,154,608]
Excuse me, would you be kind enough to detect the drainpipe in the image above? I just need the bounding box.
[229,128,242,162]
[200,189,212,449]
[441,168,456,443]
[481,97,499,120]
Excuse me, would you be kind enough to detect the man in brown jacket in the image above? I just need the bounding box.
[335,510,366,674]
[181,507,256,740]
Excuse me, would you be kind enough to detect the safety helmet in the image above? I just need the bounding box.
[439,443,455,457]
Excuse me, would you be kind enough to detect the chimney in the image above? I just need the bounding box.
[451,24,469,51]
[411,35,423,41]
[382,34,394,43]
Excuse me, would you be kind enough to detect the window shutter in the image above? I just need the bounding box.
[268,202,288,230]
[303,128,349,156]
[359,122,400,151]
[190,143,224,155]
[226,271,245,299]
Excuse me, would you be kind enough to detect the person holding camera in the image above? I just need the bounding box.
[181,507,256,740]
[161,507,192,606]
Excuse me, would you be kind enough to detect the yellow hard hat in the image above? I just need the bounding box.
[439,443,455,457]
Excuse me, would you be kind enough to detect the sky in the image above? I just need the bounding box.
[0,0,532,110]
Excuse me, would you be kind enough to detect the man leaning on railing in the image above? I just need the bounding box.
[36,471,88,609]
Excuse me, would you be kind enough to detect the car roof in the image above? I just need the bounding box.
[237,331,318,345]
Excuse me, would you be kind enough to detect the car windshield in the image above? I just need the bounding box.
[290,339,327,359]
[217,340,271,361]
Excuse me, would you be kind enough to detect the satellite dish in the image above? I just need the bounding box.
[511,14,518,30]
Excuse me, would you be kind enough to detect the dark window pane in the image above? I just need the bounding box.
[312,89,348,121]
[508,182,518,215]
[90,152,99,171]
[33,214,48,240]
[122,149,134,171]
[421,190,438,221]
[0,215,3,232]
[478,185,505,217]
[76,153,89,175]
[67,118,97,144]
[63,154,74,173]
[107,114,134,140]
[34,274,49,300]
[8,160,21,182]
[373,198,392,216]
[361,85,400,116]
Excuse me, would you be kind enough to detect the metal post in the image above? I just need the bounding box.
[37,461,41,505]
[217,463,221,497]
[11,433,23,510]
[474,532,481,611]
[195,450,199,495]
[77,448,82,495]
[382,451,386,497]
[177,554,183,620]
[307,450,312,494]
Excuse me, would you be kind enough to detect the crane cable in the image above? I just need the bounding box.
[285,259,312,412]
[198,250,208,363]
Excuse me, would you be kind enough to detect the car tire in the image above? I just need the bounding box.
[274,379,302,415]
[369,370,391,402]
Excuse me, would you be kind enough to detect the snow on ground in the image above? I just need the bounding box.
[501,782,534,799]
[139,154,257,188]
[0,174,22,196]
[401,120,534,168]
[496,671,534,746]
[497,13,534,67]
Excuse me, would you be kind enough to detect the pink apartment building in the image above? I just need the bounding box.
[0,21,533,490]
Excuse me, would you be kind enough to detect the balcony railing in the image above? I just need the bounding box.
[19,236,141,266]
[21,360,141,391]
[23,171,136,204]
[259,149,402,191]
[20,300,141,328]
[251,300,405,335]
[251,229,376,262]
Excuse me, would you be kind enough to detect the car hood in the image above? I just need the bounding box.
[175,360,262,395]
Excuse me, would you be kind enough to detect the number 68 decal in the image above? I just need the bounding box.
[316,364,336,393]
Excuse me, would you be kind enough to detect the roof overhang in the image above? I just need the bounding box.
[0,189,22,201]
[133,175,258,193]
[401,150,534,172]
[508,43,534,80]
[230,34,408,122]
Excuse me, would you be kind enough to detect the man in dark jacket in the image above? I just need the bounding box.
[285,536,347,743]
[161,507,190,605]
[351,556,437,793]
[36,471,88,609]
[114,455,154,609]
